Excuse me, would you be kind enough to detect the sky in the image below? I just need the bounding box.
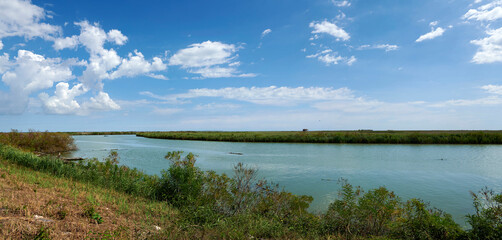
[1,0,502,131]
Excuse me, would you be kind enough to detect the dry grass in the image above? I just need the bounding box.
[0,158,179,239]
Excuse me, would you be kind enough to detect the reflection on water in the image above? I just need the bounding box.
[71,135,502,225]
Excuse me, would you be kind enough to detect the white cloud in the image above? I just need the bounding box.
[481,84,502,94]
[151,107,182,115]
[464,1,502,21]
[169,41,237,68]
[0,0,60,40]
[357,44,399,52]
[169,41,253,78]
[82,91,120,111]
[0,2,169,116]
[416,26,445,42]
[53,21,166,90]
[309,20,350,41]
[194,103,241,111]
[429,84,502,107]
[332,0,351,7]
[0,50,74,114]
[346,55,357,66]
[53,35,79,50]
[109,50,166,79]
[147,86,355,106]
[39,82,85,114]
[146,73,168,80]
[0,53,10,73]
[261,29,272,38]
[306,49,355,66]
[107,29,128,45]
[2,50,74,93]
[189,66,256,78]
[471,27,502,63]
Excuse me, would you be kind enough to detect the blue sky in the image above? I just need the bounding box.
[1,0,502,131]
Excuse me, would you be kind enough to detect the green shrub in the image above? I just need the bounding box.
[84,205,103,224]
[323,179,464,239]
[392,198,463,240]
[0,129,76,154]
[157,151,205,207]
[466,188,502,240]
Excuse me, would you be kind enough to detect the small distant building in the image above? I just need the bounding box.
[303,129,309,132]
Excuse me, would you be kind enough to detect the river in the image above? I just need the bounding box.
[71,134,502,225]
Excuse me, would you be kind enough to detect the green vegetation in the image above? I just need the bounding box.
[1,131,501,239]
[137,130,502,144]
[66,131,138,136]
[0,130,76,154]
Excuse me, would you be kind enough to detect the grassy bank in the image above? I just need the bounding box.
[137,130,502,144]
[1,132,501,239]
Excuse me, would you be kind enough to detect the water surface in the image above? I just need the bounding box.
[71,135,502,225]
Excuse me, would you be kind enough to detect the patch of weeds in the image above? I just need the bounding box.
[57,209,67,220]
[32,226,50,240]
[84,205,103,224]
[0,173,6,178]
[86,227,128,239]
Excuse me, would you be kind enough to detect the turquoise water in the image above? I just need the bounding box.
[71,135,502,225]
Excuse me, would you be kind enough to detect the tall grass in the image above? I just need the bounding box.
[137,130,502,144]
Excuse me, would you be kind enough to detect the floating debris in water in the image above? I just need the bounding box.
[321,178,335,182]
[229,152,243,155]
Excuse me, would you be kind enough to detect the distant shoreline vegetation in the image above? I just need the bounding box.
[135,130,502,144]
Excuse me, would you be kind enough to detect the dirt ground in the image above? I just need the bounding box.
[0,160,177,239]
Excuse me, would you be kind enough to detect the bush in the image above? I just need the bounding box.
[323,179,464,239]
[466,188,502,240]
[0,129,76,154]
[157,151,205,207]
[392,198,463,240]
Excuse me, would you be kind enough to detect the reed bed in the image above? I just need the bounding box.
[137,130,502,144]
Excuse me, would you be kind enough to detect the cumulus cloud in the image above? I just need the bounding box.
[470,27,502,63]
[39,82,85,114]
[53,21,166,91]
[0,2,166,116]
[464,0,502,21]
[416,22,446,42]
[261,29,272,38]
[0,0,60,41]
[169,41,254,78]
[109,50,166,79]
[0,50,74,114]
[82,92,120,111]
[309,20,350,41]
[306,49,355,66]
[53,35,79,50]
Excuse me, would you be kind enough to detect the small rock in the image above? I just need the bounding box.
[34,215,53,223]
[154,225,161,231]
